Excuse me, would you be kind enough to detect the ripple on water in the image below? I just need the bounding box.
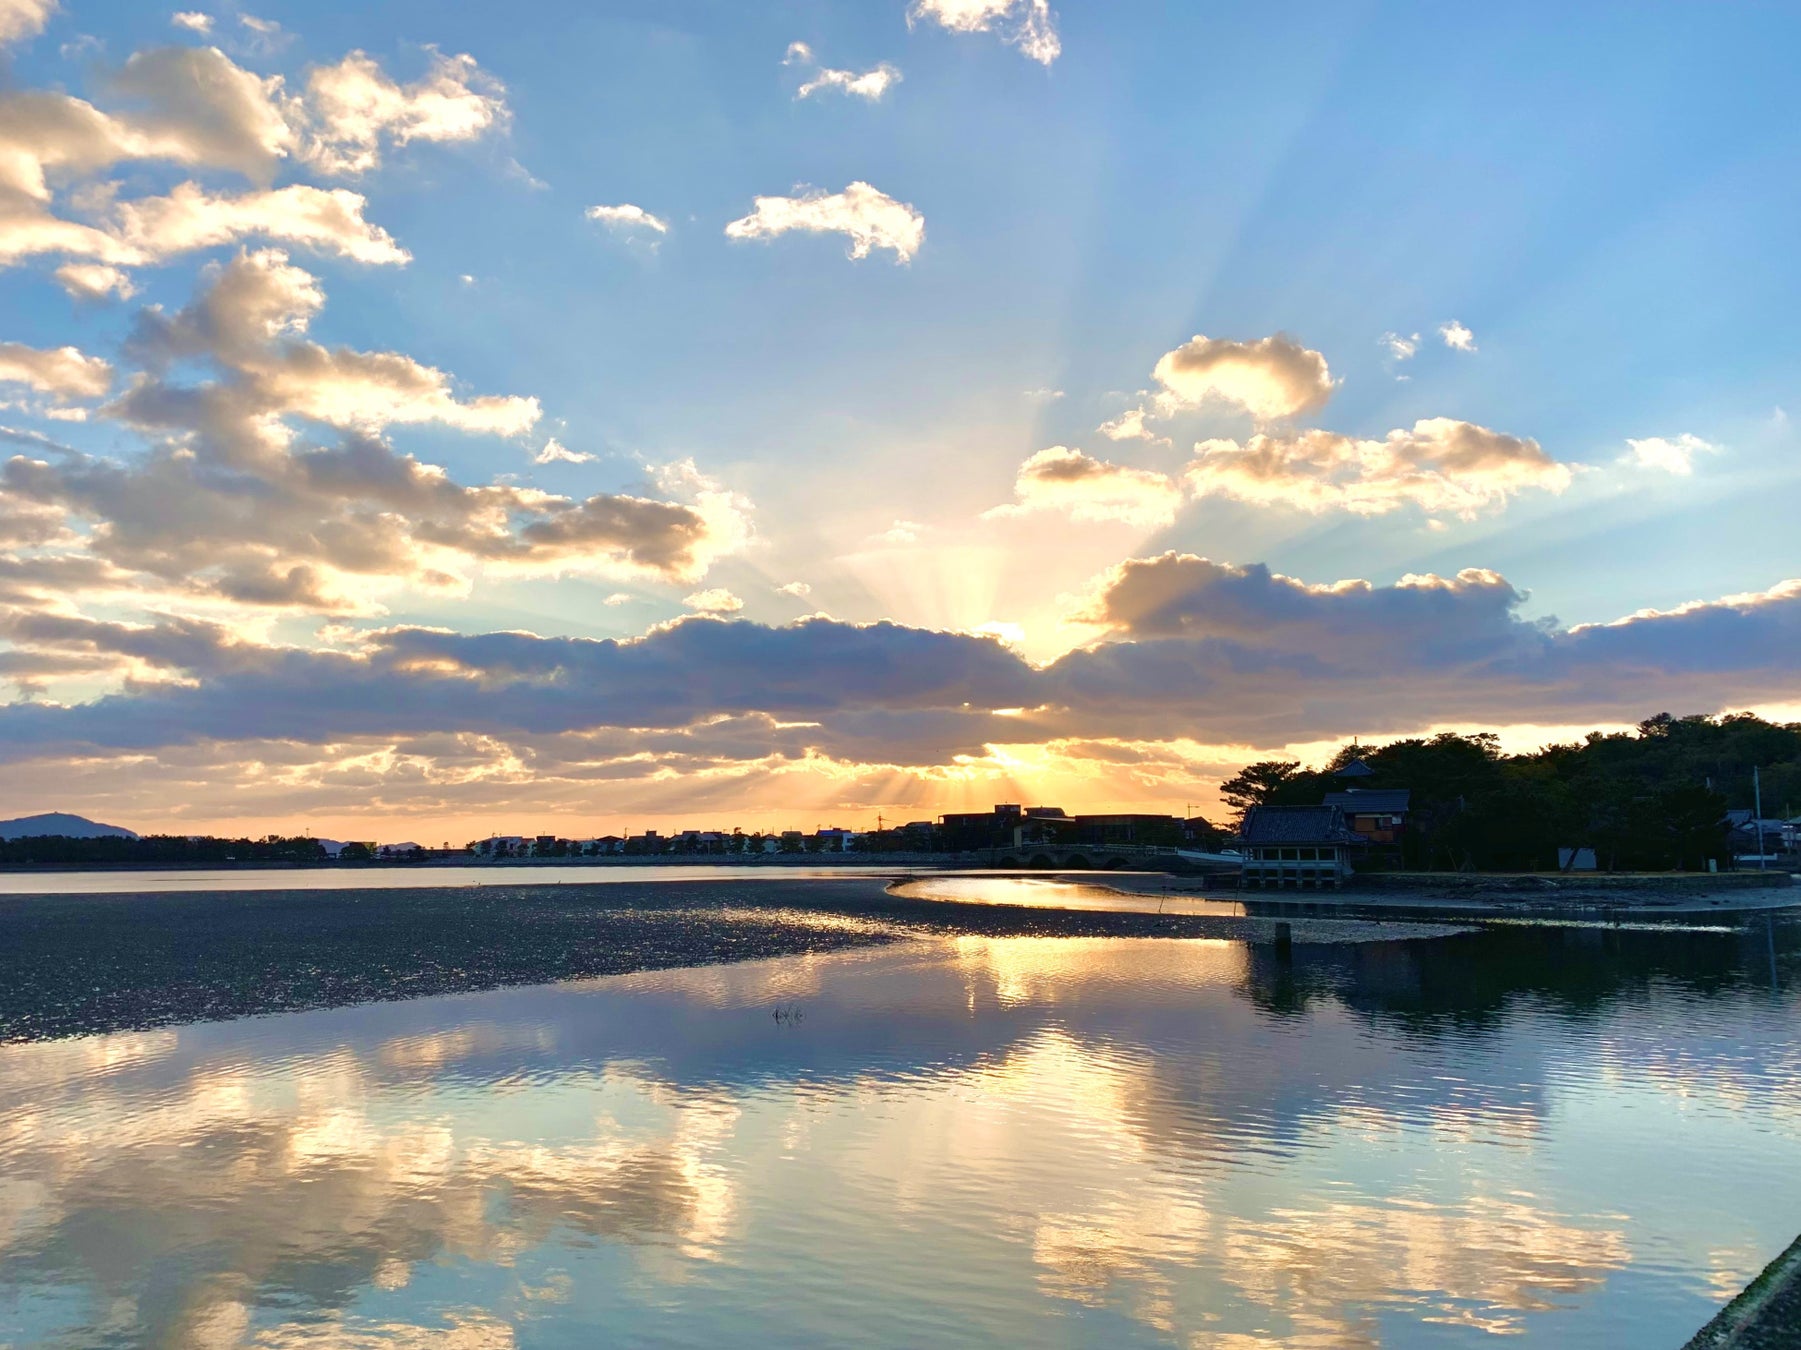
[1,929,1798,1348]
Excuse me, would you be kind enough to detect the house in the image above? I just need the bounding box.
[1726,810,1787,864]
[1238,805,1362,888]
[814,827,861,852]
[1321,788,1411,845]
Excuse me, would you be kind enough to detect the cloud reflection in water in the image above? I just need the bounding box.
[0,930,1797,1347]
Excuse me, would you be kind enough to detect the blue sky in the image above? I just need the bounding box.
[0,0,1795,837]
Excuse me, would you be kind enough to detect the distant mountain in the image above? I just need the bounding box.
[0,812,139,841]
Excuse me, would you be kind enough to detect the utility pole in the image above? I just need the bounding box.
[1754,766,1767,870]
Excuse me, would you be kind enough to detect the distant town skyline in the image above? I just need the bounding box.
[0,0,1796,842]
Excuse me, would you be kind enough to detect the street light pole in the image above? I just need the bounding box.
[1754,766,1767,871]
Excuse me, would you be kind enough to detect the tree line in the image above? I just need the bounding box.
[0,834,332,867]
[1219,712,1798,873]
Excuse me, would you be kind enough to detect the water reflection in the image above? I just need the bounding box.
[892,874,1246,917]
[2,928,1799,1347]
[0,863,921,896]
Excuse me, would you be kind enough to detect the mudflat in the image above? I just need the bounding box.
[0,878,1458,1043]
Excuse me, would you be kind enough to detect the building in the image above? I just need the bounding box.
[1321,788,1411,844]
[1069,814,1183,848]
[1727,810,1787,864]
[938,804,1072,851]
[1238,805,1362,888]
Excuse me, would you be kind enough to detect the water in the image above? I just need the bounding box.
[2,924,1798,1347]
[0,863,921,896]
[894,874,1246,916]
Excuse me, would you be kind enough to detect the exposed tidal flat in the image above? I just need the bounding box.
[0,875,1466,1044]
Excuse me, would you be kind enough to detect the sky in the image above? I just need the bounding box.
[0,0,1795,842]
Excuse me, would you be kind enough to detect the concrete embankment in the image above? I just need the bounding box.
[1351,870,1794,895]
[1685,1233,1801,1349]
[1208,872,1798,924]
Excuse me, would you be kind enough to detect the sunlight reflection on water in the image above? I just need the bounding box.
[2,929,1798,1347]
[892,873,1246,916]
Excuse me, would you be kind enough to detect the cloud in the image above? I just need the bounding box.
[874,519,926,545]
[908,0,1060,65]
[533,438,595,465]
[110,43,297,178]
[1050,553,1801,744]
[1098,407,1160,442]
[0,614,1038,757]
[1379,331,1419,377]
[1622,433,1721,476]
[512,494,725,576]
[297,49,507,175]
[1380,332,1419,363]
[0,0,54,46]
[725,181,924,263]
[986,446,1183,527]
[170,10,211,33]
[682,588,743,614]
[777,581,811,598]
[53,261,137,299]
[784,42,901,101]
[1439,320,1477,352]
[1184,417,1572,519]
[0,341,111,398]
[0,42,502,274]
[584,203,669,244]
[1075,553,1525,648]
[111,182,410,265]
[0,250,744,617]
[2,566,1797,771]
[1150,334,1335,423]
[233,12,288,57]
[122,247,532,431]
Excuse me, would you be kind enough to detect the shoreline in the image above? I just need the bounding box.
[4,872,1793,1046]
[0,852,982,875]
[1684,1232,1801,1350]
[0,876,1464,1045]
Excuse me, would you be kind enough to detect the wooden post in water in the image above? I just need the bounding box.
[1274,921,1293,959]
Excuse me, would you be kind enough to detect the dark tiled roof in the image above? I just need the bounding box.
[1239,805,1360,845]
[1335,759,1375,778]
[1323,789,1412,814]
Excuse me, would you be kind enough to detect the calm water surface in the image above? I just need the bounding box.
[0,864,922,896]
[2,925,1798,1347]
[894,874,1246,916]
